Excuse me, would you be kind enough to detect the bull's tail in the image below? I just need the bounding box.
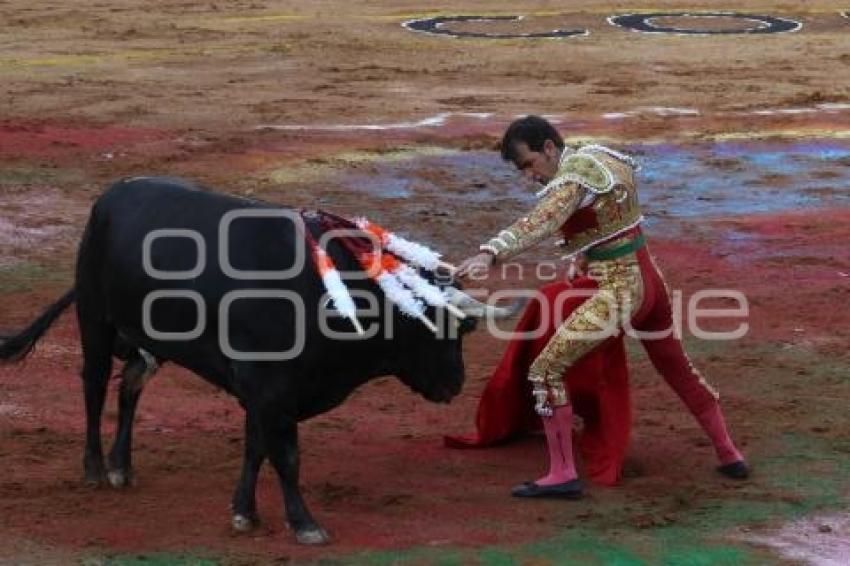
[0,288,76,362]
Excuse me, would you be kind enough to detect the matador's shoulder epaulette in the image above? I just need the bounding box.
[536,144,639,199]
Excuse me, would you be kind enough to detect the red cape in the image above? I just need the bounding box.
[445,278,631,486]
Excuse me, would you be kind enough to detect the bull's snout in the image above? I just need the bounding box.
[423,373,463,404]
[424,388,455,404]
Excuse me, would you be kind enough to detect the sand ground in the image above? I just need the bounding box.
[1,2,849,564]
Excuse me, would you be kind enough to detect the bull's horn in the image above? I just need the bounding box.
[444,303,468,320]
[443,287,525,319]
[416,313,439,334]
[349,317,366,336]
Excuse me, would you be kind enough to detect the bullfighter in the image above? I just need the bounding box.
[457,116,749,498]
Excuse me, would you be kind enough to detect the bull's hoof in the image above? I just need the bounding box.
[231,513,258,533]
[295,527,330,545]
[84,467,107,487]
[107,469,133,488]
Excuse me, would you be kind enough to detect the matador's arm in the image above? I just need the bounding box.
[480,182,586,261]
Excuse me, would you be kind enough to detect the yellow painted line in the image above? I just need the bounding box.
[378,13,528,22]
[376,8,844,21]
[378,11,582,21]
[590,7,843,15]
[267,146,457,184]
[0,45,256,68]
[0,50,164,68]
[214,14,306,24]
[571,129,850,146]
[700,129,850,141]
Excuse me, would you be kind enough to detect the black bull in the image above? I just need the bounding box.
[0,177,511,545]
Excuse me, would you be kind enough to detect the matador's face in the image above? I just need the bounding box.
[511,139,561,186]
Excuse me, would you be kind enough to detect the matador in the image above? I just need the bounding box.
[457,116,749,499]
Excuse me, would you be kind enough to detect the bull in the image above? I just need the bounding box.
[0,177,516,544]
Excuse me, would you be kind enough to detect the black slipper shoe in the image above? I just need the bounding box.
[717,460,750,479]
[511,479,583,499]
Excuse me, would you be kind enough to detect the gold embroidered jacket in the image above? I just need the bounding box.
[480,145,642,260]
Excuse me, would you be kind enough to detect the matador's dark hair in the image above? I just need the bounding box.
[500,115,565,163]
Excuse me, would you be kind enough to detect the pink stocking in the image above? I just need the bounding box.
[536,405,579,486]
[639,331,745,466]
[695,404,744,465]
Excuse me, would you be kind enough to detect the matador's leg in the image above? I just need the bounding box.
[636,253,747,477]
[529,257,642,414]
[516,286,627,495]
[528,288,621,415]
[640,330,745,469]
[513,258,642,497]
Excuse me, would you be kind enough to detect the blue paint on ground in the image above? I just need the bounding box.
[342,140,850,225]
[632,140,850,220]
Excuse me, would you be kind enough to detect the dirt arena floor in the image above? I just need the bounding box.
[1,1,849,564]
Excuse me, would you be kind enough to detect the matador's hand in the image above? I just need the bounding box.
[535,399,554,418]
[456,252,494,279]
[532,386,553,418]
[566,254,588,281]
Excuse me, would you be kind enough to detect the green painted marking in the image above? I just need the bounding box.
[0,261,72,294]
[339,339,849,565]
[62,335,849,565]
[85,553,219,566]
[0,166,84,187]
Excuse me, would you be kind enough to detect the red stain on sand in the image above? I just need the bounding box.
[0,113,848,559]
[0,120,167,158]
[0,293,552,561]
[1,207,848,559]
